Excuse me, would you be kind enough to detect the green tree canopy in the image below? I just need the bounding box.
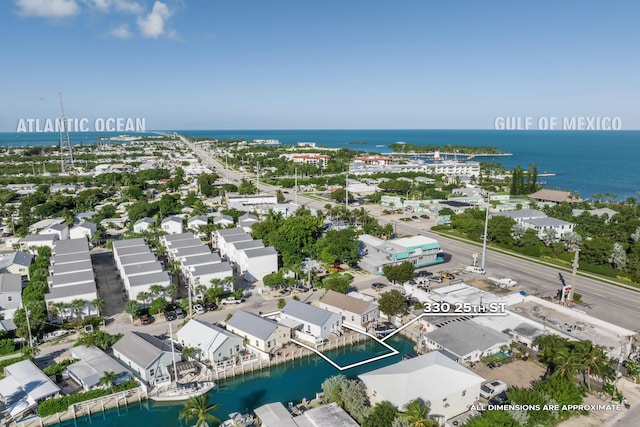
[378,289,407,317]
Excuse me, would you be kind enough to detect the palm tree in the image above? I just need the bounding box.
[136,291,151,306]
[70,299,86,320]
[149,284,165,299]
[182,346,199,361]
[402,399,437,427]
[99,371,118,392]
[179,394,221,427]
[91,298,105,316]
[574,341,609,391]
[48,301,68,321]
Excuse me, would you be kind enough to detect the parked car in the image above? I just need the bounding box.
[204,302,218,311]
[175,308,185,319]
[193,304,205,315]
[221,297,244,305]
[465,266,486,274]
[140,314,153,325]
[164,311,176,321]
[489,391,509,405]
[428,276,443,283]
[442,273,455,280]
[480,380,508,400]
[371,282,386,291]
[420,214,429,219]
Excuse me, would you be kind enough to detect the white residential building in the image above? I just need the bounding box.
[318,290,379,331]
[69,222,97,240]
[176,319,245,364]
[161,216,184,234]
[280,300,342,342]
[225,310,291,356]
[39,223,69,240]
[133,217,155,233]
[0,274,22,320]
[237,247,278,282]
[359,352,484,421]
[0,360,61,420]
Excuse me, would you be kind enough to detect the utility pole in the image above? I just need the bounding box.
[481,198,490,270]
[345,171,349,211]
[295,168,298,206]
[24,305,34,357]
[568,249,580,303]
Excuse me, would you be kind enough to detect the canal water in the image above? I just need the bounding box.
[56,336,415,427]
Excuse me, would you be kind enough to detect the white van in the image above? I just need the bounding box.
[480,380,508,399]
[466,266,486,274]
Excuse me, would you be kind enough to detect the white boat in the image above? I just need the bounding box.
[376,144,385,148]
[151,380,216,402]
[150,321,215,402]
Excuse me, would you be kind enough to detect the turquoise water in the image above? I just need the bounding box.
[54,336,414,427]
[1,129,638,199]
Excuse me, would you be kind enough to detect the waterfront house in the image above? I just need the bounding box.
[176,319,245,364]
[359,351,484,422]
[0,251,32,281]
[225,310,291,356]
[572,207,618,223]
[254,402,358,427]
[39,223,69,241]
[161,216,184,234]
[0,359,61,421]
[69,221,97,240]
[0,274,22,320]
[423,320,512,363]
[280,300,342,342]
[358,234,444,275]
[237,246,278,283]
[112,331,178,386]
[66,345,133,391]
[133,217,155,233]
[318,290,379,331]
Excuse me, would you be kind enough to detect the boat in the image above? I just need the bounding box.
[151,380,216,402]
[375,144,386,148]
[374,321,397,337]
[150,322,216,402]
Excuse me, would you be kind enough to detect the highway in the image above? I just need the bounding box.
[182,136,640,333]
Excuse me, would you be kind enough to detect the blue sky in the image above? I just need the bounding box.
[1,0,639,131]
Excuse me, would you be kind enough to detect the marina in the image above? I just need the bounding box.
[38,336,415,427]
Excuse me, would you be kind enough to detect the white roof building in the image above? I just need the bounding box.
[359,352,484,421]
[133,217,155,233]
[280,300,342,342]
[0,360,61,420]
[176,319,245,364]
[161,216,184,235]
[66,346,133,391]
[69,221,97,240]
[237,246,278,283]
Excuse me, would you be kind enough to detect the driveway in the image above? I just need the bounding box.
[91,251,125,317]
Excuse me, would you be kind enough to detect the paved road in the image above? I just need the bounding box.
[182,135,640,333]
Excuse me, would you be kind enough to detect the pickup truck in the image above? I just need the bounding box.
[221,297,245,305]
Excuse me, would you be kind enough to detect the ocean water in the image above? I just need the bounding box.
[1,130,638,200]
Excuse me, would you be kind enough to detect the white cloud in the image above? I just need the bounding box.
[15,0,80,18]
[86,0,143,14]
[137,1,171,39]
[110,23,133,39]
